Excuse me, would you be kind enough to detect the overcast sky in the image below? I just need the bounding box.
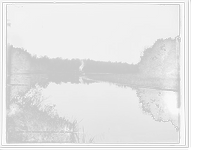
[7,3,179,64]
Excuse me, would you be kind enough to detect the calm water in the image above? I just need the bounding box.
[8,73,179,143]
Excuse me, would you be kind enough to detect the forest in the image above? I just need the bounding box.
[7,45,137,73]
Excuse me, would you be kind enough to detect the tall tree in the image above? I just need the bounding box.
[138,38,177,76]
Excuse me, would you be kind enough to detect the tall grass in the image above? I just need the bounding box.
[7,85,76,143]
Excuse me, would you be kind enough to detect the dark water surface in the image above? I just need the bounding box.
[7,74,180,143]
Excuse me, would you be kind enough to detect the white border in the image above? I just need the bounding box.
[184,0,189,147]
[0,0,190,149]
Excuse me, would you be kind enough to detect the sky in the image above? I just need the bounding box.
[7,3,179,64]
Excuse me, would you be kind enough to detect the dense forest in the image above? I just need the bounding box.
[137,37,180,79]
[8,45,137,73]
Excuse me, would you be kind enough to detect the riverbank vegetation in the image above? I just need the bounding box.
[137,38,179,80]
[6,90,76,143]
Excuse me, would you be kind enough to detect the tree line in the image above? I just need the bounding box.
[137,37,179,79]
[7,45,137,73]
[7,37,179,79]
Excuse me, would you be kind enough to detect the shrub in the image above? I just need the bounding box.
[8,103,22,115]
[8,87,75,143]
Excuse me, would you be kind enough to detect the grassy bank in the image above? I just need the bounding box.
[7,87,76,143]
[89,74,178,90]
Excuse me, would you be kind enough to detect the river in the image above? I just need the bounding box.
[7,73,180,144]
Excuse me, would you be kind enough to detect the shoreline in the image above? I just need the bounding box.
[84,73,179,92]
[83,76,179,93]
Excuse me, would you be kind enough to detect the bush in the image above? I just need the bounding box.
[8,103,22,115]
[7,87,75,143]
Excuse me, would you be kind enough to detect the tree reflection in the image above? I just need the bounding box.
[7,73,92,101]
[47,73,80,85]
[136,88,180,131]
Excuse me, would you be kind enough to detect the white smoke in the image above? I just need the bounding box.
[79,60,84,71]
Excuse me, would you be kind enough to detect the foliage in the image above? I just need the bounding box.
[8,46,137,73]
[7,103,21,115]
[7,86,84,143]
[8,46,31,72]
[138,38,178,77]
[136,88,179,131]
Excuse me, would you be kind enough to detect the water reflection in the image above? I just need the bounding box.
[6,74,180,143]
[7,73,93,101]
[47,73,80,85]
[136,88,179,131]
